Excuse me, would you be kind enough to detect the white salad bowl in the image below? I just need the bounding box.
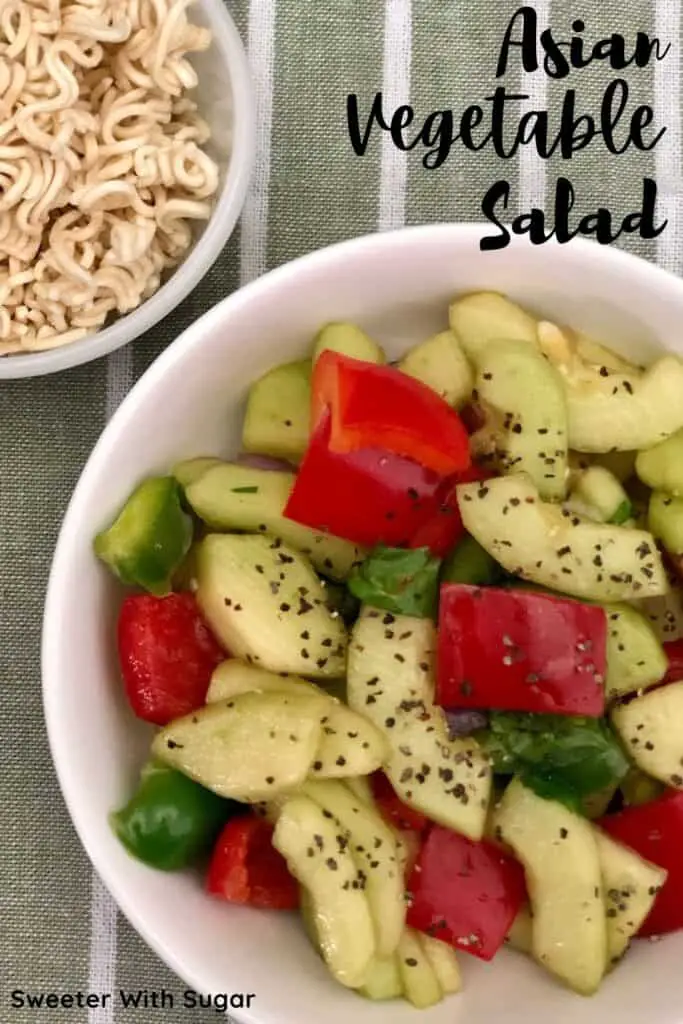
[43,225,683,1024]
[0,0,254,380]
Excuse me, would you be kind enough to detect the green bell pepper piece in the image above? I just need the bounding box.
[441,534,502,586]
[110,760,237,870]
[94,476,192,595]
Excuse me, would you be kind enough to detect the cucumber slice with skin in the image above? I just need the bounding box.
[273,796,376,989]
[302,779,406,957]
[206,661,388,779]
[538,321,639,378]
[152,691,324,801]
[173,457,223,489]
[562,356,683,453]
[611,682,683,790]
[506,905,533,955]
[594,829,667,966]
[572,467,632,525]
[474,340,568,501]
[448,291,538,362]
[457,474,669,602]
[313,322,385,365]
[397,929,443,1009]
[347,609,492,840]
[604,603,667,701]
[196,534,347,678]
[345,776,374,805]
[649,491,683,557]
[634,568,683,642]
[441,534,502,586]
[185,463,364,581]
[419,934,462,995]
[636,428,683,496]
[620,766,664,807]
[242,360,311,463]
[398,330,473,408]
[494,778,607,996]
[358,953,403,1001]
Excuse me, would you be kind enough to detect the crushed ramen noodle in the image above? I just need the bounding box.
[0,0,221,355]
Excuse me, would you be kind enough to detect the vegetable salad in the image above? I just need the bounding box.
[95,295,683,1007]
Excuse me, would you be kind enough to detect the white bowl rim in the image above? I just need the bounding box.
[0,0,255,381]
[41,224,683,1021]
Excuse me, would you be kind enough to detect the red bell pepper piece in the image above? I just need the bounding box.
[206,817,299,910]
[599,791,683,936]
[370,771,429,833]
[284,412,461,550]
[407,826,526,960]
[117,592,225,726]
[437,584,607,717]
[662,640,683,685]
[312,351,471,476]
[408,466,491,558]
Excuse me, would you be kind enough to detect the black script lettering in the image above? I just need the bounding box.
[480,180,512,250]
[496,6,539,77]
[346,92,389,156]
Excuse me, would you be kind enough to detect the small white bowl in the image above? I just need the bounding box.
[0,0,254,381]
[43,226,683,1024]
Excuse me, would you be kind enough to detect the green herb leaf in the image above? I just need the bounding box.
[477,712,629,813]
[348,545,441,619]
[231,486,259,494]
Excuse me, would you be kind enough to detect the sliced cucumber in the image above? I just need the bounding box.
[273,795,376,988]
[345,776,374,805]
[634,569,683,642]
[620,766,665,807]
[448,291,537,361]
[398,330,473,408]
[572,467,632,525]
[474,340,568,500]
[537,321,638,377]
[611,682,683,789]
[419,934,462,995]
[173,456,222,489]
[594,829,667,965]
[302,779,405,957]
[604,603,667,701]
[242,360,311,463]
[636,428,683,496]
[441,534,502,586]
[506,905,533,955]
[649,491,683,557]
[358,954,403,1000]
[185,463,363,580]
[206,661,387,778]
[313,322,385,364]
[457,474,669,602]
[152,691,323,801]
[561,356,683,453]
[196,534,347,678]
[347,609,491,840]
[397,929,443,1009]
[494,778,607,996]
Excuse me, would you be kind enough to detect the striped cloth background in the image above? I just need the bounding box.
[1,1,681,1021]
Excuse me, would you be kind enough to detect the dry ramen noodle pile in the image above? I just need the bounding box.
[0,0,221,355]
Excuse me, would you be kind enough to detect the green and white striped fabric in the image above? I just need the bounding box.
[0,1,680,1021]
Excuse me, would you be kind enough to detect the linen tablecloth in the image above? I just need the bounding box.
[1,0,678,1020]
